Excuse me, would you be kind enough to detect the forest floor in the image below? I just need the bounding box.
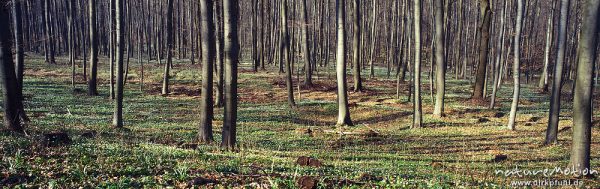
[1,55,600,188]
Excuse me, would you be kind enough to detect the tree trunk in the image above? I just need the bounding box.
[545,0,570,145]
[412,0,422,128]
[113,0,125,128]
[335,0,353,126]
[162,0,174,95]
[12,0,28,122]
[302,0,313,86]
[280,0,295,107]
[1,1,25,133]
[433,0,445,117]
[215,0,225,107]
[88,0,99,96]
[569,0,599,175]
[472,0,491,99]
[221,0,239,150]
[198,0,215,143]
[508,0,523,131]
[539,15,553,92]
[44,0,56,64]
[352,0,361,92]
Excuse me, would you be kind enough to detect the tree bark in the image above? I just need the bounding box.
[508,0,524,131]
[88,0,99,96]
[545,0,570,145]
[162,0,174,95]
[1,0,25,133]
[352,0,362,92]
[569,0,599,175]
[302,0,313,86]
[412,0,422,128]
[280,0,295,107]
[221,0,239,150]
[433,0,445,117]
[113,0,125,128]
[198,0,215,143]
[472,0,491,99]
[335,0,353,126]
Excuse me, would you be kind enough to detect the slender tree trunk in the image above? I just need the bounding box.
[251,0,258,72]
[113,0,124,128]
[302,0,313,86]
[539,15,553,92]
[412,0,422,128]
[352,0,362,92]
[88,0,99,96]
[109,0,116,99]
[508,0,523,131]
[335,0,352,126]
[198,0,215,143]
[569,0,599,175]
[221,0,239,150]
[281,0,295,107]
[489,0,508,109]
[44,0,56,64]
[162,0,174,95]
[215,0,225,107]
[368,0,376,78]
[545,0,570,145]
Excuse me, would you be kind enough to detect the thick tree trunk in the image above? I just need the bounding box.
[335,0,352,126]
[569,0,599,175]
[198,0,215,143]
[433,0,445,117]
[1,0,24,133]
[221,0,239,150]
[472,0,491,99]
[12,0,28,122]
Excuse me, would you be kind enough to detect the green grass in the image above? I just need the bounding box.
[1,55,599,188]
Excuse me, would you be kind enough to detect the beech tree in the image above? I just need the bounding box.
[507,0,523,131]
[113,0,124,128]
[88,0,99,96]
[545,0,570,145]
[221,0,239,149]
[162,0,174,95]
[432,0,445,117]
[280,0,295,107]
[335,0,353,126]
[472,0,491,99]
[569,0,599,175]
[352,0,362,92]
[1,0,24,133]
[198,0,216,143]
[412,0,422,128]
